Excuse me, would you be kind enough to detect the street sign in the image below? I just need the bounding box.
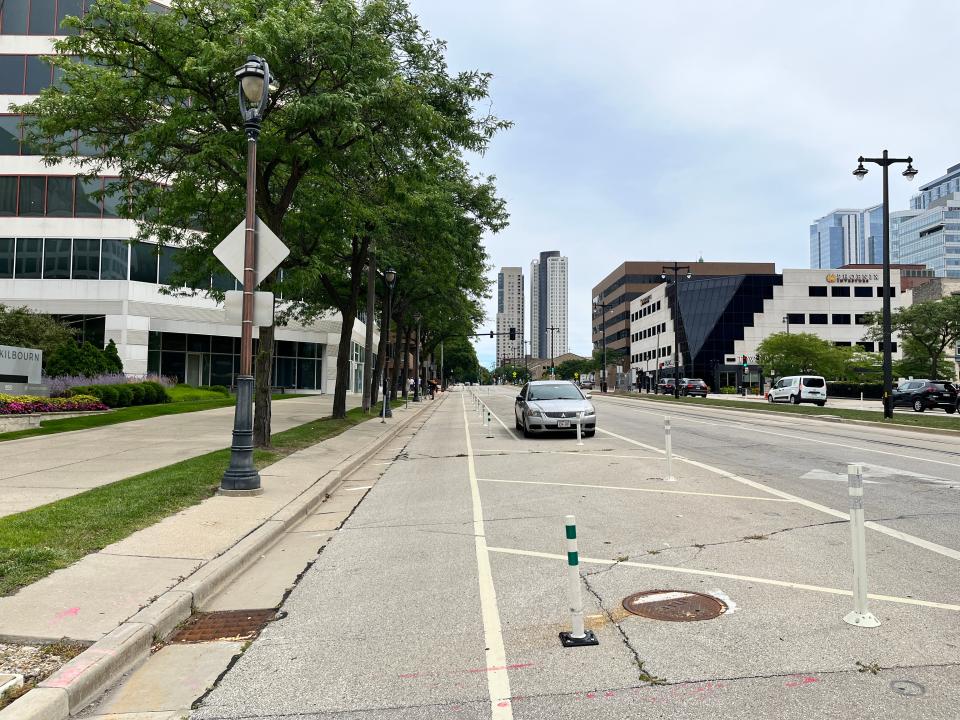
[512,371,517,378]
[214,216,289,287]
[224,291,275,327]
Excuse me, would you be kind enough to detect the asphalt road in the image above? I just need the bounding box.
[194,386,960,720]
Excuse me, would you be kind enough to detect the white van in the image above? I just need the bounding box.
[768,376,827,406]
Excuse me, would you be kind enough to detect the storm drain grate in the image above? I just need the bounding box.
[169,609,277,643]
[622,590,727,622]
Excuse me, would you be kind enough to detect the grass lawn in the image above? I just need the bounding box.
[0,391,304,443]
[608,392,960,432]
[0,402,404,597]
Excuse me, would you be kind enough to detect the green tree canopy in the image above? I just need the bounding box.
[865,298,960,381]
[0,305,75,365]
[756,332,847,378]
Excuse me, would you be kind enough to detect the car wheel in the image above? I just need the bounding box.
[515,414,522,430]
[947,406,956,415]
[816,401,826,407]
[792,393,801,405]
[767,394,773,403]
[522,417,532,438]
[584,430,595,438]
[913,399,924,413]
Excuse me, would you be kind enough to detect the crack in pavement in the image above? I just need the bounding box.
[342,513,562,531]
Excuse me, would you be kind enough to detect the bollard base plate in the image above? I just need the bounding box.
[559,630,599,647]
[843,610,881,628]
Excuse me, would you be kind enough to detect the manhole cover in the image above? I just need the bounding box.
[622,590,727,621]
[169,609,276,643]
[890,680,925,697]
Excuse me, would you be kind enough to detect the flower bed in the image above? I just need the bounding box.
[0,394,108,415]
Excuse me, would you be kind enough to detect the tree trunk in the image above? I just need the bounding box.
[331,311,357,419]
[401,327,411,399]
[253,324,274,448]
[361,242,376,413]
[323,237,369,420]
[370,296,386,407]
[389,324,403,401]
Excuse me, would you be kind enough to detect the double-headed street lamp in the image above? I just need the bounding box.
[661,263,692,399]
[413,312,422,402]
[221,55,270,495]
[547,325,559,379]
[381,268,397,422]
[853,151,918,419]
[593,299,611,393]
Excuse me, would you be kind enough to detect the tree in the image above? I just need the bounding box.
[440,336,482,384]
[20,0,507,440]
[0,305,75,365]
[45,341,116,377]
[756,332,846,378]
[894,336,955,380]
[104,339,124,374]
[865,298,960,381]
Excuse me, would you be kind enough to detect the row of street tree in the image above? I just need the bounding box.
[20,0,506,445]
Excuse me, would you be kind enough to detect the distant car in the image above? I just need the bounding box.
[679,378,709,397]
[579,380,595,390]
[514,380,596,438]
[767,375,827,406]
[656,378,677,395]
[890,380,957,413]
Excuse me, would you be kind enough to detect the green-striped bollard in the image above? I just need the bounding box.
[559,515,599,647]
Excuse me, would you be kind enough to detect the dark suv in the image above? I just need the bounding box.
[679,378,709,397]
[656,378,677,395]
[890,380,958,413]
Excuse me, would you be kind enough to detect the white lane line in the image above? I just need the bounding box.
[477,477,793,502]
[487,546,960,612]
[476,400,521,441]
[343,486,372,491]
[461,395,514,719]
[597,427,960,563]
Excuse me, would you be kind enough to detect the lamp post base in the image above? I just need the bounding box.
[382,399,393,418]
[221,375,261,492]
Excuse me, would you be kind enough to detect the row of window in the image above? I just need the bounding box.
[0,54,66,95]
[0,0,165,36]
[808,285,896,298]
[0,175,122,218]
[630,300,662,322]
[630,346,672,364]
[834,341,897,352]
[631,322,666,343]
[785,312,869,326]
[0,114,97,156]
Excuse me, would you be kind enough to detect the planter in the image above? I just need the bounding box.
[0,410,109,433]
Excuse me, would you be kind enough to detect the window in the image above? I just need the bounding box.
[43,237,70,278]
[809,313,828,324]
[831,314,851,325]
[0,176,16,216]
[18,176,45,216]
[46,176,73,216]
[100,239,127,280]
[831,286,850,297]
[130,241,158,283]
[854,286,873,297]
[0,3,28,34]
[857,341,875,352]
[834,341,852,347]
[0,238,12,278]
[808,286,827,297]
[854,313,868,325]
[14,237,42,278]
[75,177,101,217]
[24,55,50,93]
[72,238,99,279]
[0,116,19,155]
[787,313,804,325]
[877,286,897,297]
[0,56,25,94]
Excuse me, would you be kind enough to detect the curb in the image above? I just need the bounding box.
[601,393,960,437]
[0,397,441,720]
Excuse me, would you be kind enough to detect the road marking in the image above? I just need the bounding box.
[476,401,521,441]
[477,477,793,502]
[801,470,885,484]
[343,486,372,491]
[461,395,513,719]
[597,428,960,563]
[487,547,960,612]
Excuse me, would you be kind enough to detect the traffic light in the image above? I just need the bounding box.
[742,354,748,369]
[509,327,516,341]
[489,331,494,339]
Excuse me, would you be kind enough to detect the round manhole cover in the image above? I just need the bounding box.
[889,680,925,697]
[622,590,727,621]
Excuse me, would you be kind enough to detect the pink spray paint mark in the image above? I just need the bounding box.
[54,607,80,620]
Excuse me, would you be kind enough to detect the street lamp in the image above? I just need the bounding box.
[547,326,559,379]
[593,299,611,393]
[221,55,270,495]
[783,315,790,334]
[413,312,422,402]
[661,263,692,399]
[853,150,917,419]
[381,268,397,422]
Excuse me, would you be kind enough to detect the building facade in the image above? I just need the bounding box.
[495,266,524,366]
[896,195,960,278]
[530,251,567,360]
[629,269,905,390]
[0,0,373,391]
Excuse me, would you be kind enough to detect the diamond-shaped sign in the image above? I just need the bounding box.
[213,216,289,288]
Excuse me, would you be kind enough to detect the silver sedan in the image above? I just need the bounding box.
[514,380,597,438]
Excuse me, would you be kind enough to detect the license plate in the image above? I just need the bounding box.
[557,419,570,428]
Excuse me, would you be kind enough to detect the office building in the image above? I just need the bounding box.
[629,268,905,390]
[0,0,373,391]
[530,251,567,360]
[910,162,960,211]
[495,266,524,366]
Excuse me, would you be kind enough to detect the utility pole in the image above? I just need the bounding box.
[593,299,612,393]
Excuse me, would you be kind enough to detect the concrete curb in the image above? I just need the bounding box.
[602,393,960,437]
[0,398,441,720]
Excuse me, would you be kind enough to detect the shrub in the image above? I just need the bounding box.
[115,386,133,407]
[200,385,230,396]
[720,386,738,394]
[827,382,884,399]
[129,384,145,405]
[45,373,176,397]
[144,382,170,403]
[99,386,119,407]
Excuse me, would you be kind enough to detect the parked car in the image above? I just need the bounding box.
[767,375,827,406]
[514,380,596,438]
[679,378,709,397]
[655,378,677,395]
[890,380,957,413]
[578,380,595,390]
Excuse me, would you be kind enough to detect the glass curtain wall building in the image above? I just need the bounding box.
[0,0,375,391]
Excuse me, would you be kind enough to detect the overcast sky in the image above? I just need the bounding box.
[408,0,960,367]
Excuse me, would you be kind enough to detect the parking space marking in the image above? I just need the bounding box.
[461,395,514,719]
[487,547,960,612]
[597,428,960,563]
[471,398,521,441]
[477,477,794,502]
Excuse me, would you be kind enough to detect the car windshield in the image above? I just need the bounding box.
[527,384,583,401]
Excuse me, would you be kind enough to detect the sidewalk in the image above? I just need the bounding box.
[0,394,360,518]
[0,397,422,646]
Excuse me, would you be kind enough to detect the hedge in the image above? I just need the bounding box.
[69,381,170,408]
[826,382,884,399]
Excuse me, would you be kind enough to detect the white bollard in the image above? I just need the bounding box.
[860,391,864,410]
[559,515,599,647]
[576,411,583,446]
[664,417,675,481]
[486,409,494,438]
[843,463,880,628]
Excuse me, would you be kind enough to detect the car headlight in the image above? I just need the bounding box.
[585,406,596,415]
[527,409,542,417]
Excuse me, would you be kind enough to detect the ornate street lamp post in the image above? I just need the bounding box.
[381,268,397,421]
[413,312,422,402]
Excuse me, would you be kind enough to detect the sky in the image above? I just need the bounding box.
[408,0,960,368]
